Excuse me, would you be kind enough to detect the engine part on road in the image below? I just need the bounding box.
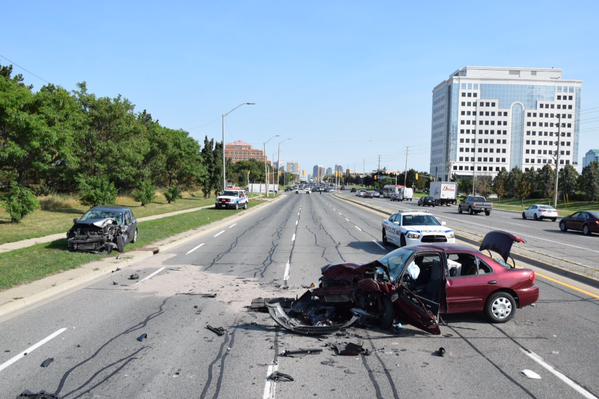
[206,325,226,336]
[267,371,294,382]
[39,358,54,368]
[280,348,323,357]
[330,341,370,356]
[136,333,148,342]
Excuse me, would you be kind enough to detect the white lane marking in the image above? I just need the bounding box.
[520,348,597,399]
[135,266,166,285]
[228,223,237,229]
[295,220,299,226]
[262,363,278,399]
[291,233,296,242]
[0,328,67,373]
[214,230,225,238]
[354,225,362,232]
[372,239,386,250]
[344,218,350,222]
[185,242,205,255]
[283,261,290,282]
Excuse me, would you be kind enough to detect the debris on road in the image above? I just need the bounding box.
[330,341,370,356]
[16,391,59,399]
[267,371,294,382]
[280,348,323,357]
[111,267,121,273]
[206,325,226,336]
[433,347,446,357]
[128,273,139,280]
[40,358,54,368]
[521,369,542,379]
[177,292,217,298]
[112,281,118,285]
[136,333,148,342]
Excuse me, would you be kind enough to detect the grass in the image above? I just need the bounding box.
[0,201,266,291]
[0,192,215,245]
[489,198,599,217]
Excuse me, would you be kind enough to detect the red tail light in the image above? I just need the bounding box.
[595,220,599,225]
[529,271,536,284]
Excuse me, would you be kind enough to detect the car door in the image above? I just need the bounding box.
[526,205,535,219]
[445,252,496,313]
[123,211,134,242]
[384,214,397,244]
[568,212,583,231]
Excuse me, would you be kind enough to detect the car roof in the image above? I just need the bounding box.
[394,211,434,216]
[90,206,129,213]
[412,243,478,254]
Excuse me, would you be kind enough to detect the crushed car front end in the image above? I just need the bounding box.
[67,218,121,252]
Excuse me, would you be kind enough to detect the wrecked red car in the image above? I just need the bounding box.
[267,231,539,335]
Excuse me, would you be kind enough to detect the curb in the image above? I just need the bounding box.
[334,194,599,287]
[0,196,285,320]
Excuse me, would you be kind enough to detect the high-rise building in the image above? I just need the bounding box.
[318,166,326,181]
[430,67,582,180]
[334,164,344,174]
[325,167,333,176]
[583,149,599,168]
[225,140,267,163]
[286,161,300,174]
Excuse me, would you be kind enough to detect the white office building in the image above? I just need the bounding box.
[430,67,582,180]
[583,149,599,168]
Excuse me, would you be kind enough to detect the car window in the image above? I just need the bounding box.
[446,252,478,277]
[590,212,599,219]
[402,214,440,226]
[378,247,414,282]
[477,259,493,274]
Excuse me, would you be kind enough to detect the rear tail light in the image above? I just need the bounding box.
[595,220,599,225]
[529,271,536,284]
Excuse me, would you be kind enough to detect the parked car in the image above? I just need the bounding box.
[265,231,538,335]
[417,196,435,207]
[67,206,138,253]
[382,211,455,247]
[372,191,381,198]
[458,195,492,216]
[215,189,249,209]
[522,204,558,221]
[559,211,599,235]
[350,187,357,192]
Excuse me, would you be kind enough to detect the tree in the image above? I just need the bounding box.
[507,168,523,198]
[579,162,599,201]
[200,137,215,197]
[492,168,509,199]
[164,186,181,203]
[4,183,39,222]
[536,165,555,199]
[518,169,536,200]
[457,178,472,195]
[559,164,578,203]
[133,180,156,206]
[78,175,118,206]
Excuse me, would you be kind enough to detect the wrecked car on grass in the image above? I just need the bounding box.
[266,231,539,335]
[67,206,138,253]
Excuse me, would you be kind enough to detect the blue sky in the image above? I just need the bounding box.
[2,0,598,173]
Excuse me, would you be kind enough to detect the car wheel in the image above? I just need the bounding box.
[485,210,491,216]
[235,203,239,210]
[379,296,395,329]
[522,212,526,219]
[469,207,474,215]
[458,206,463,214]
[131,228,138,243]
[559,221,567,232]
[533,213,538,221]
[400,234,406,247]
[583,224,591,236]
[382,229,388,245]
[116,235,126,253]
[551,218,556,222]
[486,292,516,323]
[244,202,248,209]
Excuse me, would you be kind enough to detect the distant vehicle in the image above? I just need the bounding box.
[522,205,558,221]
[430,181,457,206]
[382,211,454,247]
[559,211,599,235]
[350,187,357,192]
[215,189,249,209]
[417,196,435,207]
[458,195,492,216]
[67,206,138,253]
[391,187,413,201]
[371,191,381,198]
[382,184,403,198]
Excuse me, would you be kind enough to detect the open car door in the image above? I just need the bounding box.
[479,230,525,267]
[392,286,441,335]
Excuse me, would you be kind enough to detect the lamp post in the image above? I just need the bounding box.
[221,102,255,192]
[263,135,279,197]
[553,114,562,209]
[277,138,292,189]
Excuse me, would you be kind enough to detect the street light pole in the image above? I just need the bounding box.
[263,135,279,197]
[221,102,255,192]
[554,114,562,208]
[276,138,292,189]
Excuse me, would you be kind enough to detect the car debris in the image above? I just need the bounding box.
[206,325,226,336]
[267,371,294,382]
[177,292,217,298]
[40,358,54,368]
[128,273,140,280]
[280,348,323,357]
[16,391,59,399]
[433,347,446,357]
[330,341,370,356]
[136,333,148,342]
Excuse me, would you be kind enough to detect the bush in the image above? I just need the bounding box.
[164,186,181,204]
[4,184,40,223]
[133,181,156,206]
[78,176,118,207]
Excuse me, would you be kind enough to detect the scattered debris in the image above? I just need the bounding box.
[433,347,446,357]
[16,391,59,399]
[521,369,542,379]
[301,283,316,289]
[551,350,559,355]
[267,371,294,382]
[280,348,323,357]
[331,341,370,356]
[173,368,181,378]
[177,292,217,298]
[40,358,54,368]
[206,325,226,336]
[128,273,139,280]
[136,333,148,342]
[111,267,121,273]
[112,281,118,285]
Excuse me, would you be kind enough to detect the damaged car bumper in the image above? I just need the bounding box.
[266,300,359,335]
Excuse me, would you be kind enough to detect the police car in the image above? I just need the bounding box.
[381,211,455,247]
[215,189,249,209]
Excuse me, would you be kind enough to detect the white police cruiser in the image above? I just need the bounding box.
[215,189,249,209]
[381,211,455,247]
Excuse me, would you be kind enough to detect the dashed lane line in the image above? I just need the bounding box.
[354,225,363,232]
[213,230,225,238]
[291,233,296,242]
[134,266,166,285]
[262,363,278,399]
[185,242,205,255]
[228,223,237,229]
[0,328,67,373]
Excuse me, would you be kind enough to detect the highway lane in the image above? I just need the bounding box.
[0,193,597,398]
[337,192,599,269]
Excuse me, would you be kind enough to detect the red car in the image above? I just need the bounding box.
[267,231,539,335]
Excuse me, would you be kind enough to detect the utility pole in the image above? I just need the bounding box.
[403,146,409,187]
[472,99,479,195]
[221,102,255,192]
[553,114,562,208]
[377,155,381,172]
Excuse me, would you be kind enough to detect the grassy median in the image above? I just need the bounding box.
[0,202,265,291]
[489,198,599,217]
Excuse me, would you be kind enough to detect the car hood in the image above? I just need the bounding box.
[403,225,453,234]
[217,196,238,200]
[75,218,118,228]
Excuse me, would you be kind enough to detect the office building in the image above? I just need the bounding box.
[225,140,267,163]
[430,67,582,180]
[583,149,599,168]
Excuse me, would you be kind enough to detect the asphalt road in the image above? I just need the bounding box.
[337,192,599,270]
[1,193,598,399]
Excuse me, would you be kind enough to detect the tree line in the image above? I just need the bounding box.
[0,65,259,221]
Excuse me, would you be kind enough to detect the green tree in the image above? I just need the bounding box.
[536,165,555,199]
[559,164,579,203]
[164,186,181,203]
[133,180,156,206]
[518,168,536,200]
[200,136,215,197]
[78,175,118,206]
[507,168,523,198]
[4,183,39,223]
[492,168,509,199]
[579,162,599,201]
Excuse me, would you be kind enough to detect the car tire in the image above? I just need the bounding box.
[485,291,516,323]
[522,212,526,219]
[551,218,556,222]
[244,202,248,209]
[235,203,239,210]
[469,207,474,215]
[131,229,138,243]
[116,235,126,253]
[458,206,463,214]
[379,296,395,330]
[533,213,538,221]
[382,229,388,245]
[485,210,491,216]
[559,221,567,232]
[583,224,591,236]
[400,234,406,247]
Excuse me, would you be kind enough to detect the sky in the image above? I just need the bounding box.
[2,0,599,174]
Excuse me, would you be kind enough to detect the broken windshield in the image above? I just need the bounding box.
[377,247,414,282]
[80,209,124,224]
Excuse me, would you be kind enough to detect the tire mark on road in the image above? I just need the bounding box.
[366,333,400,399]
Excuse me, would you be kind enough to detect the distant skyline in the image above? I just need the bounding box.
[2,1,598,172]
